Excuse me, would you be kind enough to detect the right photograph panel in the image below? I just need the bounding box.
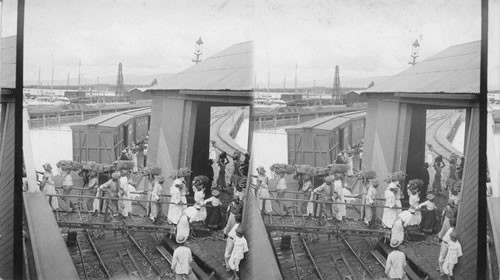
[247,1,484,279]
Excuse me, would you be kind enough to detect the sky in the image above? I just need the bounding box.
[18,0,254,85]
[1,0,498,89]
[254,0,484,88]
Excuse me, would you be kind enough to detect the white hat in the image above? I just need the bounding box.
[176,234,188,244]
[390,239,402,248]
[173,178,183,186]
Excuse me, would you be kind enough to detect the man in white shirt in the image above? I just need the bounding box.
[224,215,242,271]
[385,240,407,280]
[171,235,195,280]
[438,218,456,276]
[229,227,249,279]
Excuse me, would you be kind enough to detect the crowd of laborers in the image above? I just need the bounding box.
[34,140,250,279]
[255,146,464,280]
[172,141,250,280]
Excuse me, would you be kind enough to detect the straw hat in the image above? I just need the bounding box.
[157,176,165,182]
[426,193,435,200]
[390,239,402,248]
[211,190,220,197]
[194,204,202,210]
[176,234,188,244]
[409,207,416,214]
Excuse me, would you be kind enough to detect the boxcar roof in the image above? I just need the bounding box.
[365,41,480,94]
[286,111,366,132]
[71,108,151,129]
[150,41,252,91]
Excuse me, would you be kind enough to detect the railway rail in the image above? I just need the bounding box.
[69,230,174,280]
[425,110,464,161]
[273,233,387,280]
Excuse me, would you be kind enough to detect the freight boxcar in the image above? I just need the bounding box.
[70,108,151,164]
[285,111,366,167]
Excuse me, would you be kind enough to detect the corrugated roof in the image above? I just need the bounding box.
[365,41,480,94]
[71,108,150,128]
[287,111,366,131]
[98,114,136,128]
[1,36,16,89]
[151,41,252,91]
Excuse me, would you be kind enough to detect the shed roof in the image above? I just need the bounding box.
[151,41,252,91]
[1,36,16,89]
[286,111,366,132]
[365,41,480,94]
[71,108,151,128]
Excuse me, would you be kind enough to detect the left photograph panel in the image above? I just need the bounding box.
[22,1,253,279]
[1,0,21,279]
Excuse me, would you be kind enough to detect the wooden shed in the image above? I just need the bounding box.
[286,111,365,167]
[70,108,151,163]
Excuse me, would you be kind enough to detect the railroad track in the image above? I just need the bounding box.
[210,108,246,156]
[273,233,387,280]
[425,111,462,161]
[69,229,175,280]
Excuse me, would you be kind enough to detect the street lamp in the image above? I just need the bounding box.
[408,39,420,66]
[192,37,204,64]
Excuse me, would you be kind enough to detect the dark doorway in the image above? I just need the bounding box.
[339,128,345,151]
[123,124,129,147]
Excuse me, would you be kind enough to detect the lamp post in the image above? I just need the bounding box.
[192,37,203,64]
[408,39,420,66]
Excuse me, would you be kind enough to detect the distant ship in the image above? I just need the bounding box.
[24,95,71,106]
[253,98,287,109]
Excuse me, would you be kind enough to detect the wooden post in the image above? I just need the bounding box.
[261,197,265,220]
[317,203,323,226]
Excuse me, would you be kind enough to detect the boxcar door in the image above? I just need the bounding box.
[123,124,129,147]
[338,128,344,151]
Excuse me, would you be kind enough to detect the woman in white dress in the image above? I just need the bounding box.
[119,170,133,218]
[149,176,164,222]
[301,175,314,217]
[176,210,192,243]
[131,147,138,173]
[41,163,59,210]
[256,167,272,214]
[382,185,398,228]
[346,152,354,177]
[193,183,207,222]
[388,177,402,214]
[333,173,346,221]
[407,182,422,226]
[167,179,187,224]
